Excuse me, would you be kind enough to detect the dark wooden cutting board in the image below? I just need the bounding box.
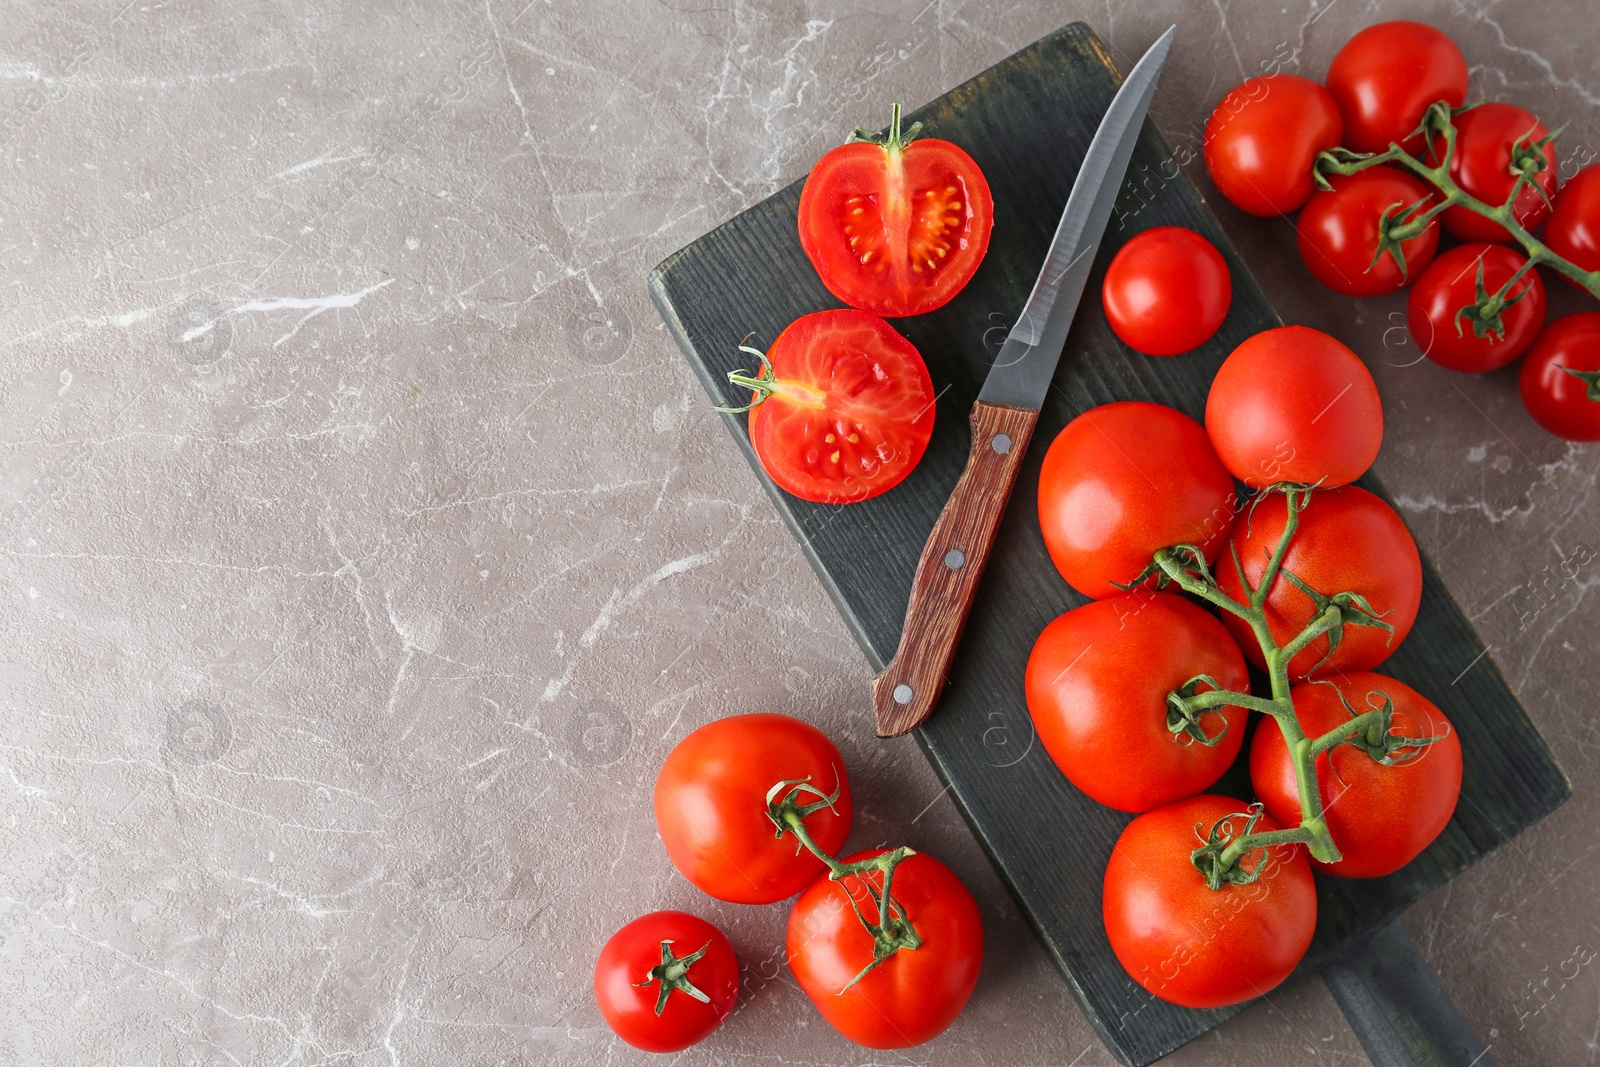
[648,23,1570,1066]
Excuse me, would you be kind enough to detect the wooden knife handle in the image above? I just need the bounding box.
[872,400,1039,737]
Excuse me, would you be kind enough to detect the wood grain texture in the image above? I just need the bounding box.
[873,400,1038,737]
[647,23,1570,1066]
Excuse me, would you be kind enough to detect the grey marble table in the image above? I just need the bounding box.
[3,1,1597,1064]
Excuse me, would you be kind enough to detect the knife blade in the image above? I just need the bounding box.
[871,26,1176,738]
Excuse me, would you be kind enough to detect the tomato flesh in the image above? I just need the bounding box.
[1407,243,1546,373]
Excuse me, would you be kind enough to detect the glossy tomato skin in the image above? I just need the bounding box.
[1038,402,1237,599]
[798,132,993,317]
[1204,74,1343,216]
[1218,486,1422,681]
[1251,673,1462,878]
[1103,795,1317,1009]
[1519,313,1600,441]
[1297,168,1440,297]
[1025,591,1249,812]
[1205,326,1383,489]
[594,911,740,1053]
[744,310,935,504]
[1437,103,1558,243]
[787,849,982,1049]
[1407,243,1547,373]
[1325,21,1468,154]
[655,713,851,904]
[1102,227,1232,357]
[1545,165,1600,283]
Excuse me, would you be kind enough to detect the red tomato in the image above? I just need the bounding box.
[1407,243,1547,373]
[1436,103,1558,243]
[1217,486,1422,681]
[1204,74,1343,216]
[1251,673,1462,878]
[1544,164,1600,283]
[1037,402,1237,599]
[1325,21,1468,154]
[1025,591,1249,812]
[787,849,982,1049]
[1519,312,1600,442]
[798,106,993,317]
[594,911,740,1053]
[1102,226,1232,357]
[732,310,935,504]
[1103,794,1317,1009]
[1205,325,1383,489]
[1297,167,1440,297]
[655,713,851,904]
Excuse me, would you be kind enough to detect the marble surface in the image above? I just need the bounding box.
[2,0,1597,1064]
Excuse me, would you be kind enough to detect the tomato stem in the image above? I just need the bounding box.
[847,102,923,155]
[634,939,713,1016]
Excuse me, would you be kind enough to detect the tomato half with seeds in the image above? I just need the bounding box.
[1435,103,1558,243]
[594,911,740,1053]
[1296,167,1439,297]
[1519,312,1600,442]
[798,105,994,317]
[1325,21,1468,154]
[1407,243,1546,373]
[728,310,936,504]
[1204,74,1343,217]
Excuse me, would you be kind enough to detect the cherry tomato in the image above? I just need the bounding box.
[1102,226,1232,357]
[787,849,982,1049]
[655,712,851,904]
[732,309,936,504]
[1103,794,1317,1009]
[1038,402,1237,599]
[1025,591,1249,813]
[798,106,993,317]
[1204,74,1343,216]
[1205,325,1383,489]
[1407,243,1547,373]
[594,911,740,1053]
[1544,164,1600,283]
[1519,312,1600,441]
[1251,673,1462,879]
[1217,486,1422,682]
[1297,167,1440,297]
[1325,21,1468,154]
[1435,103,1558,243]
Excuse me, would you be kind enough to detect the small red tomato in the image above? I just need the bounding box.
[655,713,851,904]
[1544,164,1600,282]
[1519,313,1600,442]
[1407,243,1547,373]
[1037,402,1237,599]
[1103,795,1317,1009]
[1204,74,1343,216]
[1102,226,1232,357]
[1205,325,1383,489]
[1025,591,1249,812]
[1297,167,1440,297]
[798,106,994,317]
[1251,673,1462,879]
[1218,486,1423,682]
[1436,103,1558,243]
[594,911,740,1053]
[787,850,982,1049]
[1325,21,1468,154]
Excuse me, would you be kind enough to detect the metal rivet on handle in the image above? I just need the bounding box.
[893,684,914,705]
[944,548,965,569]
[991,433,1012,454]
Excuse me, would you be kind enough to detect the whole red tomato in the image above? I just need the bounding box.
[1205,325,1383,489]
[1407,243,1547,373]
[1544,164,1600,282]
[1025,591,1249,812]
[1297,167,1440,297]
[1218,486,1422,681]
[787,849,982,1049]
[594,911,740,1053]
[1325,21,1468,154]
[655,713,851,904]
[1519,313,1600,442]
[1251,673,1462,878]
[1102,226,1232,357]
[798,105,993,317]
[733,309,936,504]
[1037,402,1237,599]
[1204,74,1343,216]
[1103,794,1317,1009]
[1436,103,1558,243]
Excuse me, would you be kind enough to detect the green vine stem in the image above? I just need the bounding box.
[634,938,713,1015]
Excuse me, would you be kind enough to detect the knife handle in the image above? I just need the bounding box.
[872,400,1039,737]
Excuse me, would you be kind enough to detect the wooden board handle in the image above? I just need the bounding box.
[872,400,1039,737]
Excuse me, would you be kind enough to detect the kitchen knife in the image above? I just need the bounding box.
[872,26,1175,738]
